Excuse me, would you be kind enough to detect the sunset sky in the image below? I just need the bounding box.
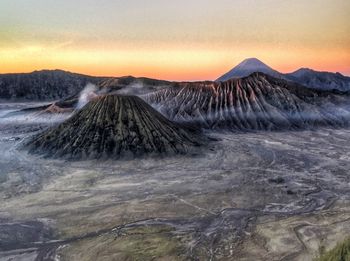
[0,0,349,81]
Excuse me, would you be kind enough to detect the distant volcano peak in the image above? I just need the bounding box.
[239,58,268,66]
[216,58,283,82]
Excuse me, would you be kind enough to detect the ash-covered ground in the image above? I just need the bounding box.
[0,103,349,261]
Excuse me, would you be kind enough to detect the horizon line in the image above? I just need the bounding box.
[0,66,349,82]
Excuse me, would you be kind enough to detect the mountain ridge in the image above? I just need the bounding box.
[1,60,349,102]
[0,70,106,101]
[216,58,350,91]
[146,72,350,130]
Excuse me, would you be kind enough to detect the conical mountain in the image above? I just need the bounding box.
[216,58,283,81]
[24,95,202,159]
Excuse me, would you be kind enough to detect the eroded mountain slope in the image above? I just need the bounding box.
[146,73,350,130]
[24,95,202,159]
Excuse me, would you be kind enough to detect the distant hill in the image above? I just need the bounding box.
[0,70,106,101]
[216,58,350,91]
[285,68,350,92]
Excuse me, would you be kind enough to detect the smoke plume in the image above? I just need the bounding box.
[76,83,98,109]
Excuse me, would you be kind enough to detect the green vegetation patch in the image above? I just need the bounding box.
[316,237,350,261]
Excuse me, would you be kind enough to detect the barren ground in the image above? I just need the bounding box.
[0,103,349,261]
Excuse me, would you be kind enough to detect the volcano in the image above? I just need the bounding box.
[25,95,202,159]
[216,58,283,81]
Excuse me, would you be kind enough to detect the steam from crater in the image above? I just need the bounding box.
[116,81,145,96]
[76,83,98,109]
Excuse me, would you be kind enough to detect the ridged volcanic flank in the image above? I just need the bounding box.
[25,95,201,159]
[146,73,350,130]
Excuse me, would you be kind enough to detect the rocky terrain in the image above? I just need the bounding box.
[24,95,202,159]
[147,73,350,130]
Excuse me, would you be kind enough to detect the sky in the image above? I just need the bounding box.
[0,0,349,81]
